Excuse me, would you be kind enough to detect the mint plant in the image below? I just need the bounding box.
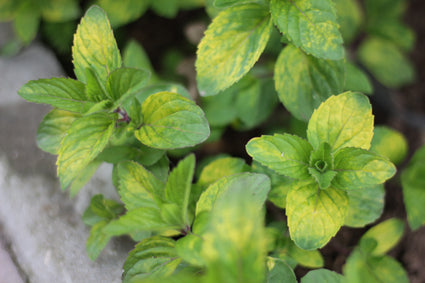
[18,6,210,194]
[247,92,396,249]
[14,1,423,282]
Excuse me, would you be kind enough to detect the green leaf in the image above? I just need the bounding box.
[175,234,204,266]
[196,172,270,216]
[57,112,115,189]
[246,133,312,180]
[122,236,181,283]
[270,0,344,60]
[201,85,238,127]
[252,161,295,209]
[266,257,297,283]
[308,169,337,190]
[332,147,396,190]
[235,76,278,129]
[151,0,179,18]
[123,40,159,82]
[401,146,425,230]
[214,0,263,8]
[69,160,102,197]
[82,194,124,226]
[18,78,94,113]
[86,221,112,261]
[197,156,250,187]
[14,2,40,44]
[107,67,150,103]
[358,37,415,88]
[196,3,272,95]
[103,207,170,236]
[274,236,324,268]
[135,83,192,104]
[274,44,345,121]
[360,218,404,256]
[135,92,210,149]
[344,248,409,283]
[94,0,149,28]
[41,0,81,22]
[36,109,81,154]
[85,68,109,102]
[344,62,373,95]
[201,185,267,283]
[164,154,195,226]
[370,126,408,165]
[72,5,121,85]
[307,92,374,152]
[286,181,348,249]
[345,184,385,228]
[302,269,344,283]
[117,161,165,210]
[98,144,164,166]
[333,0,363,44]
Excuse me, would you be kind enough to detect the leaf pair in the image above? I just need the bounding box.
[344,218,409,283]
[196,0,344,96]
[104,154,196,238]
[247,92,396,249]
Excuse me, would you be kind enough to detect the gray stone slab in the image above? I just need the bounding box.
[0,27,131,282]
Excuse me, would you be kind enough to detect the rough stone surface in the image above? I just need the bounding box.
[0,23,130,283]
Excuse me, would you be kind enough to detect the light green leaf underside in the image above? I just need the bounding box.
[196,3,272,95]
[275,44,345,121]
[72,5,121,85]
[246,133,312,180]
[370,126,408,165]
[164,154,195,225]
[37,109,81,154]
[286,181,348,250]
[345,184,385,228]
[196,172,270,216]
[307,92,374,152]
[270,0,344,60]
[301,269,344,283]
[360,218,404,256]
[117,161,164,210]
[122,236,181,283]
[18,78,93,113]
[401,146,425,230]
[358,37,415,88]
[136,92,210,149]
[332,147,396,190]
[57,112,114,189]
